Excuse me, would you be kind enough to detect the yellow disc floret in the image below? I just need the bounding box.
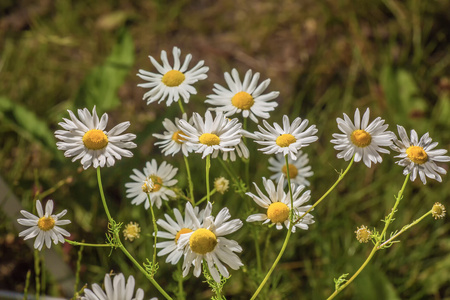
[267,202,290,223]
[175,228,193,244]
[172,130,187,144]
[123,222,141,242]
[281,164,298,178]
[82,129,109,150]
[350,129,371,148]
[37,216,55,231]
[276,134,296,147]
[148,175,163,192]
[231,91,255,110]
[199,133,220,146]
[189,228,217,254]
[162,70,185,87]
[406,146,428,164]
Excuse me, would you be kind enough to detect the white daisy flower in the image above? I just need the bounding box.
[153,113,194,157]
[177,202,244,283]
[390,125,450,184]
[252,115,318,160]
[206,69,279,123]
[125,160,178,209]
[17,200,71,251]
[80,273,154,300]
[155,202,205,265]
[137,46,209,106]
[246,177,314,232]
[55,107,137,169]
[268,151,313,187]
[178,111,242,159]
[330,108,394,168]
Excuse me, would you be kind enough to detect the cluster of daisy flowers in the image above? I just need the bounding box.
[15,46,450,298]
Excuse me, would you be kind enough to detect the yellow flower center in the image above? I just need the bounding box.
[145,175,163,192]
[281,164,298,178]
[350,129,371,148]
[267,202,290,223]
[175,228,193,244]
[162,70,185,87]
[189,228,217,254]
[276,134,296,147]
[172,130,187,144]
[37,216,55,231]
[199,133,220,146]
[82,129,109,150]
[231,91,255,110]
[406,146,428,164]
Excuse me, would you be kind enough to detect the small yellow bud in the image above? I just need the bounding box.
[123,222,141,242]
[214,177,229,194]
[431,202,446,219]
[355,225,372,243]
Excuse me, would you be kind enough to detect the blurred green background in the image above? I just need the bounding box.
[1,0,450,299]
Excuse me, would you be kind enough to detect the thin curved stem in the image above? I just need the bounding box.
[64,239,111,247]
[178,100,186,114]
[327,174,410,300]
[183,156,195,204]
[96,168,173,300]
[294,156,354,224]
[148,194,158,266]
[205,155,211,203]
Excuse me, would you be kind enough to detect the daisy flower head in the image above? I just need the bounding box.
[390,125,450,184]
[268,151,313,187]
[155,202,205,265]
[137,46,209,106]
[178,110,242,159]
[246,176,315,232]
[177,202,244,283]
[205,68,279,123]
[153,113,194,157]
[125,159,178,209]
[252,115,318,160]
[17,200,71,251]
[80,273,154,300]
[330,108,394,168]
[55,107,137,169]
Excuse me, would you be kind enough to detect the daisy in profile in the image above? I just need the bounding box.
[268,151,313,187]
[125,160,178,209]
[55,107,137,169]
[156,202,205,264]
[153,113,193,157]
[17,200,71,251]
[178,111,242,159]
[330,108,394,168]
[246,177,314,232]
[252,115,318,160]
[206,69,279,123]
[137,46,209,106]
[80,273,154,300]
[390,125,450,184]
[177,202,243,283]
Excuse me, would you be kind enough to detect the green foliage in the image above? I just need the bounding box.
[74,29,135,113]
[334,273,349,290]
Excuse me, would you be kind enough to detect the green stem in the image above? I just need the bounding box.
[178,99,186,114]
[377,210,431,250]
[96,167,112,221]
[195,189,216,206]
[74,242,84,294]
[96,168,172,300]
[252,225,262,273]
[218,158,239,185]
[34,249,40,300]
[206,155,211,203]
[327,174,410,300]
[65,239,111,247]
[148,194,158,266]
[294,156,354,224]
[250,155,295,300]
[176,264,185,300]
[23,270,31,300]
[183,156,195,204]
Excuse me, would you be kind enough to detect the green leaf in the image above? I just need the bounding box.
[74,28,134,113]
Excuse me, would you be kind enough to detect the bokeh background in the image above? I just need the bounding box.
[1,0,450,299]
